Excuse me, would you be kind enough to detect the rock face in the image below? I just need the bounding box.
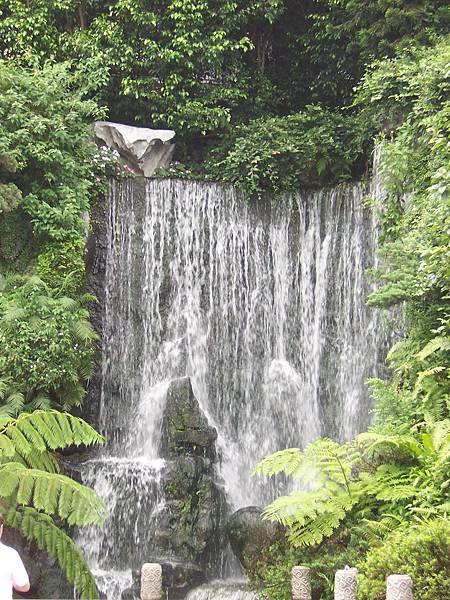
[93,121,175,176]
[156,377,228,596]
[161,377,217,460]
[2,528,74,599]
[227,506,283,572]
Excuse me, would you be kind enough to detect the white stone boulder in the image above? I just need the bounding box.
[93,121,175,176]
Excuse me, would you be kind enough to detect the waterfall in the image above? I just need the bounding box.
[81,174,395,597]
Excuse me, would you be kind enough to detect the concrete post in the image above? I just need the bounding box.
[141,563,162,600]
[334,566,357,600]
[386,574,413,600]
[292,565,311,600]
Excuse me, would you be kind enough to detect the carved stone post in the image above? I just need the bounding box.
[292,566,311,600]
[141,563,162,600]
[334,566,357,600]
[386,574,413,600]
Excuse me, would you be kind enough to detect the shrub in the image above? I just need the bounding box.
[249,529,369,600]
[208,106,365,197]
[36,239,86,295]
[0,276,98,415]
[357,520,450,600]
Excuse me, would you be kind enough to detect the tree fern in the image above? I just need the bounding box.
[0,462,104,526]
[0,410,104,461]
[6,506,98,599]
[0,410,105,598]
[255,422,450,549]
[417,336,450,361]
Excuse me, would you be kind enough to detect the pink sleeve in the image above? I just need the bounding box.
[12,550,29,588]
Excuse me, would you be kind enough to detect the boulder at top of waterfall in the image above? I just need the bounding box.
[227,506,283,572]
[160,376,217,459]
[93,121,175,176]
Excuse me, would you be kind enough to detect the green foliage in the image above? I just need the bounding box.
[39,0,283,140]
[254,421,450,548]
[249,531,369,600]
[0,410,105,598]
[357,520,450,600]
[0,58,102,242]
[361,39,450,425]
[1,0,447,145]
[0,276,98,416]
[208,106,364,197]
[36,239,86,295]
[0,210,37,273]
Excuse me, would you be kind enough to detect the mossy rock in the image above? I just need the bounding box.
[161,376,217,459]
[227,506,284,573]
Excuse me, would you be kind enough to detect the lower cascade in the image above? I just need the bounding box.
[80,176,395,598]
[185,581,258,600]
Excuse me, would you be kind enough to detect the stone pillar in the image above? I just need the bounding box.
[334,567,357,600]
[292,565,311,600]
[141,563,162,600]
[386,574,413,600]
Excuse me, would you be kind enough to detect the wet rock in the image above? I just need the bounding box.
[161,376,217,460]
[227,506,283,572]
[93,121,175,176]
[161,561,206,598]
[155,377,228,579]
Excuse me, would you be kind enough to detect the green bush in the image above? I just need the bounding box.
[358,520,450,600]
[208,106,365,197]
[0,276,98,415]
[36,239,86,295]
[249,529,369,600]
[0,59,102,242]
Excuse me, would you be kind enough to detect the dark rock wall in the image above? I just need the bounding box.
[84,189,109,431]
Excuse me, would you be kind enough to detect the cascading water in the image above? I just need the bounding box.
[185,581,258,600]
[81,172,395,597]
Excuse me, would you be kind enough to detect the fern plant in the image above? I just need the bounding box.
[254,421,450,547]
[0,410,105,598]
[0,275,98,416]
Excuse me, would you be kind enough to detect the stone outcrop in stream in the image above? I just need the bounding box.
[227,507,283,572]
[157,377,228,593]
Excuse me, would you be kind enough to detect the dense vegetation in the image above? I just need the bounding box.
[0,0,448,598]
[0,59,106,596]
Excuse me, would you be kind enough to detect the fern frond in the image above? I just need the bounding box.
[0,391,25,417]
[0,462,105,526]
[71,319,99,343]
[261,488,329,525]
[31,393,52,411]
[0,411,104,462]
[253,448,303,478]
[417,337,450,361]
[287,492,357,547]
[1,306,27,324]
[357,430,422,458]
[360,513,405,543]
[5,506,99,599]
[253,438,358,490]
[11,448,61,472]
[58,296,78,311]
